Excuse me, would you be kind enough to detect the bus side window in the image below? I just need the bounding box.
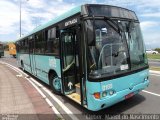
[24,38,29,53]
[45,27,59,56]
[35,32,45,54]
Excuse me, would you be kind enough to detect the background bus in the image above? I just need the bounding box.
[0,42,4,58]
[16,4,149,111]
[8,43,16,58]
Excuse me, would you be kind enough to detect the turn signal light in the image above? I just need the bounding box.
[93,92,100,99]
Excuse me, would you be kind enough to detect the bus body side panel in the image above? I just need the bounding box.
[86,69,149,111]
[18,53,61,85]
[19,54,31,73]
[34,55,61,84]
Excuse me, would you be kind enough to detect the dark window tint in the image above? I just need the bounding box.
[35,32,45,54]
[87,5,138,20]
[45,27,59,55]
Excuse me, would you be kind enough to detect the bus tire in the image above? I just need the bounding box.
[0,54,1,58]
[21,61,25,71]
[49,73,62,95]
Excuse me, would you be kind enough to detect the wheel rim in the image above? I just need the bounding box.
[53,77,61,91]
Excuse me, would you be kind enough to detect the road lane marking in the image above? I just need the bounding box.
[142,90,160,97]
[150,73,160,77]
[1,62,63,119]
[29,76,79,120]
[0,61,79,120]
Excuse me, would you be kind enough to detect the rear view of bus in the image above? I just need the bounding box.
[83,5,149,111]
[8,43,16,58]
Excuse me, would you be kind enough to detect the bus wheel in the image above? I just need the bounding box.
[0,54,1,58]
[50,74,62,95]
[21,61,25,71]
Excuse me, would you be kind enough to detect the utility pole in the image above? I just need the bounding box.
[19,0,22,37]
[19,0,29,37]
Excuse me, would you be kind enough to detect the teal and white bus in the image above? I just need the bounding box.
[16,4,149,111]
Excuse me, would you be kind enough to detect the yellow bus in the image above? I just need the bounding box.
[8,43,16,58]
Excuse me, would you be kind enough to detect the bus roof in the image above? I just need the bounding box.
[16,4,137,42]
[17,5,81,41]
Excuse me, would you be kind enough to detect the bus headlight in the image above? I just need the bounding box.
[102,91,107,97]
[109,90,114,95]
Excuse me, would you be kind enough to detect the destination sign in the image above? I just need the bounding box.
[65,18,78,27]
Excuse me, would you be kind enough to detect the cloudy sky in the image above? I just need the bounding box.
[0,0,160,49]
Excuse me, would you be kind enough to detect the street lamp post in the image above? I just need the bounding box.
[19,0,29,37]
[19,0,22,37]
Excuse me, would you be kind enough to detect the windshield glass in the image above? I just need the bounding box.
[87,20,148,78]
[125,21,148,69]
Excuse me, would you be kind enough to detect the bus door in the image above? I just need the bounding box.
[60,29,81,94]
[29,37,37,75]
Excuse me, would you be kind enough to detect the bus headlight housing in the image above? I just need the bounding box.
[109,90,115,95]
[93,92,100,99]
[102,91,107,97]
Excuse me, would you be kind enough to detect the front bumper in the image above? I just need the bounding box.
[87,80,149,111]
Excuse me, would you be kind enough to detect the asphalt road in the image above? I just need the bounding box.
[0,56,160,120]
[148,59,160,67]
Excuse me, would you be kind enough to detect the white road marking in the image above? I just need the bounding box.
[29,75,79,120]
[150,73,160,77]
[26,78,63,118]
[0,61,79,120]
[16,74,23,77]
[0,62,63,119]
[142,90,160,97]
[26,77,47,99]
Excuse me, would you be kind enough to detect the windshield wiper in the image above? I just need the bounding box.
[104,16,122,36]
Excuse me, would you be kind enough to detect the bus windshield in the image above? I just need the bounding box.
[87,19,148,78]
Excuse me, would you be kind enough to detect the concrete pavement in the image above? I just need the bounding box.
[0,56,160,120]
[0,63,54,120]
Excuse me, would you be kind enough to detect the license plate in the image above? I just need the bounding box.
[125,92,134,99]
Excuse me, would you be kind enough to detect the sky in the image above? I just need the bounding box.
[0,0,160,49]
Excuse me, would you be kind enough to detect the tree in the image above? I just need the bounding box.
[155,48,160,53]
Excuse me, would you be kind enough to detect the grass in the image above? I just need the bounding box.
[149,67,160,71]
[147,54,160,60]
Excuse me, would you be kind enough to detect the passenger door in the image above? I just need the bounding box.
[29,37,37,75]
[60,29,80,94]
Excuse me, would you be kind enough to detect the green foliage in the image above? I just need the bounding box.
[147,54,160,59]
[155,48,160,53]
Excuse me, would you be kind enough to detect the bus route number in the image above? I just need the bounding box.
[102,84,113,91]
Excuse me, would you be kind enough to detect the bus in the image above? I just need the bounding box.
[8,43,16,58]
[0,42,4,58]
[16,4,149,111]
